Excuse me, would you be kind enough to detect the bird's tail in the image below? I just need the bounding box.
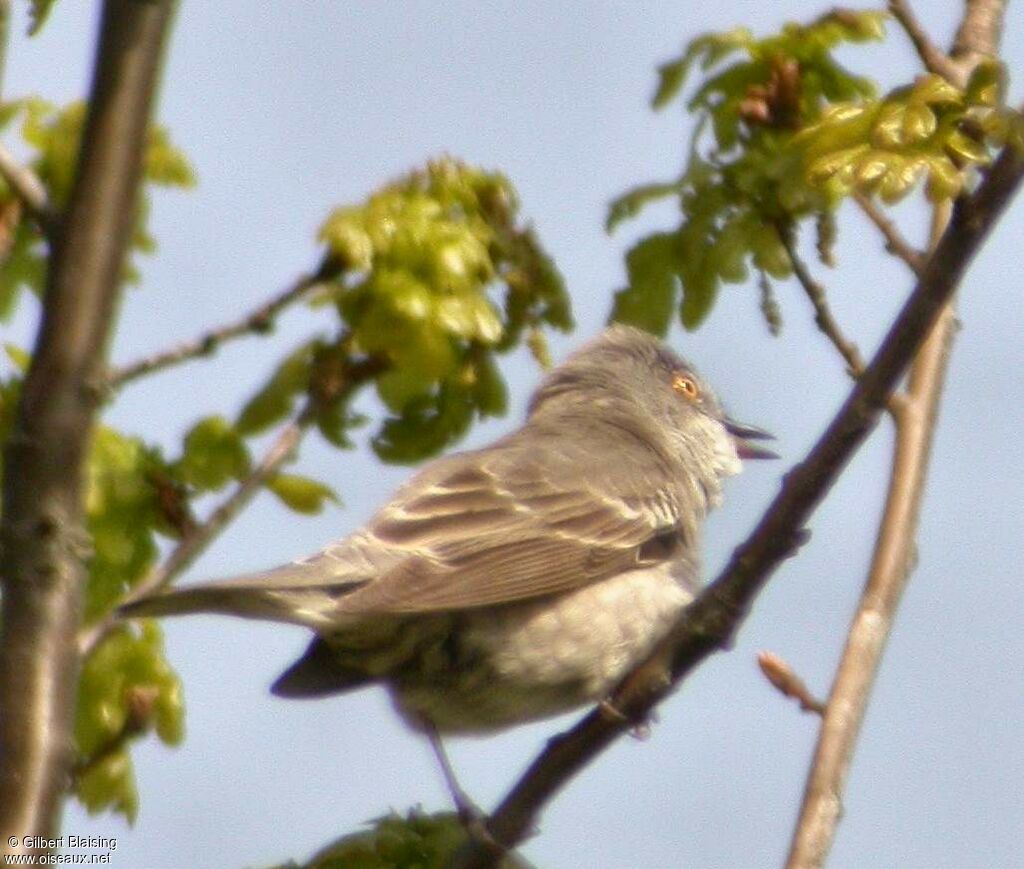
[119,563,367,631]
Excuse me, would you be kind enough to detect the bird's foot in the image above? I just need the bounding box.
[598,697,657,739]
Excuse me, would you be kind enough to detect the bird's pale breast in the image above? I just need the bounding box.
[390,561,694,732]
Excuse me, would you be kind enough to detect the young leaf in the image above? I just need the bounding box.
[266,473,339,515]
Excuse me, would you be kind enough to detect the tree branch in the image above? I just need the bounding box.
[0,0,177,856]
[783,2,1007,859]
[950,0,1005,84]
[785,201,956,869]
[775,223,866,378]
[0,143,54,235]
[888,1,962,83]
[854,193,927,277]
[107,256,341,389]
[455,137,1024,869]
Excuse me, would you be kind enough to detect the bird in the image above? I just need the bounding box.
[121,325,775,743]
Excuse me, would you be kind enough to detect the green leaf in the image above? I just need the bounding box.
[606,181,680,232]
[75,624,184,821]
[469,352,508,417]
[373,380,474,464]
[285,810,532,869]
[85,429,165,621]
[28,0,58,36]
[965,59,1005,108]
[4,343,30,371]
[266,473,339,515]
[175,415,251,491]
[316,403,365,449]
[0,220,46,322]
[609,233,681,337]
[76,750,139,823]
[236,341,315,435]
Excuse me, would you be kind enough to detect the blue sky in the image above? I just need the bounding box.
[4,3,1023,868]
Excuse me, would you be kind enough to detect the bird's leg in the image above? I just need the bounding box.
[423,722,502,850]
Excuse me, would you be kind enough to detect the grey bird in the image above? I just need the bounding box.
[121,325,775,737]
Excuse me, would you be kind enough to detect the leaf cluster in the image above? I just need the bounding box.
[801,64,1019,203]
[271,810,531,869]
[0,97,195,321]
[242,156,573,463]
[608,9,886,335]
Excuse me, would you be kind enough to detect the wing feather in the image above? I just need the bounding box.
[331,433,688,615]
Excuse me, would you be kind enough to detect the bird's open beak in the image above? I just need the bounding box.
[724,418,779,460]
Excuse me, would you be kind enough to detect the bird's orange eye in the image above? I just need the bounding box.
[672,373,700,400]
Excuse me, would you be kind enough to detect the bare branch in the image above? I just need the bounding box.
[455,136,1024,868]
[0,0,177,853]
[787,202,956,868]
[950,0,1006,82]
[888,1,962,83]
[854,193,927,277]
[784,1,1007,857]
[775,223,866,378]
[108,256,342,388]
[0,143,54,235]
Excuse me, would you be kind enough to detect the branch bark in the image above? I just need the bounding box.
[79,399,317,657]
[775,222,866,378]
[455,136,1024,869]
[785,203,956,869]
[0,0,177,856]
[888,1,962,83]
[784,2,1006,861]
[107,256,341,389]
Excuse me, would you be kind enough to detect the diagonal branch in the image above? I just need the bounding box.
[0,0,177,854]
[455,136,1024,869]
[785,204,956,869]
[888,0,962,84]
[854,193,927,277]
[774,222,866,378]
[79,401,316,657]
[79,349,385,658]
[107,255,342,388]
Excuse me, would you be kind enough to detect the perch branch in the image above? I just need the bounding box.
[454,133,1024,869]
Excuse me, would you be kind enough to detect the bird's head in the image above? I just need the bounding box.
[529,325,776,504]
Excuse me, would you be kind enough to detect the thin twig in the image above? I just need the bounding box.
[775,223,866,378]
[455,135,1024,869]
[78,398,318,657]
[107,256,341,388]
[80,348,386,658]
[785,1,1006,857]
[785,200,957,869]
[0,143,53,234]
[854,194,927,277]
[888,0,962,84]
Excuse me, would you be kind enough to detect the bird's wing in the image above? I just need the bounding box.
[326,433,688,615]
